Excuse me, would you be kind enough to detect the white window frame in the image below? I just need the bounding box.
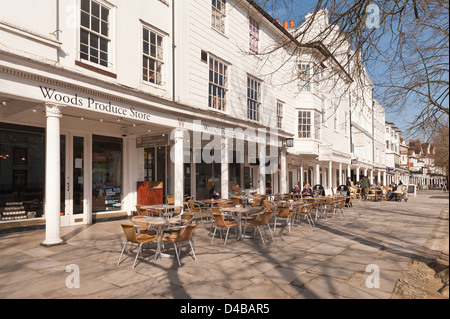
[247,76,261,122]
[298,63,311,92]
[142,25,165,86]
[211,0,226,34]
[249,17,259,53]
[79,0,115,71]
[298,110,311,138]
[208,55,228,112]
[276,101,283,129]
[314,111,321,140]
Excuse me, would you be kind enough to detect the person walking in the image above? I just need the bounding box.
[360,176,370,199]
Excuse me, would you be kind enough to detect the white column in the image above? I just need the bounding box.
[339,162,342,186]
[221,136,229,199]
[190,152,196,199]
[356,167,360,182]
[300,165,304,189]
[173,128,184,207]
[42,104,64,247]
[328,161,333,194]
[258,142,266,194]
[347,164,351,177]
[378,170,381,185]
[315,162,320,186]
[280,146,287,193]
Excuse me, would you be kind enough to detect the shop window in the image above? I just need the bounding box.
[92,135,122,212]
[0,124,45,220]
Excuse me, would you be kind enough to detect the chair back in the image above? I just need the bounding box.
[230,197,240,206]
[121,224,138,244]
[304,203,313,214]
[166,195,175,205]
[212,213,227,227]
[132,216,147,228]
[251,197,264,207]
[135,205,148,216]
[177,224,196,243]
[172,208,182,217]
[181,212,194,225]
[218,201,234,208]
[188,200,196,211]
[263,200,272,212]
[276,206,290,218]
[260,211,272,225]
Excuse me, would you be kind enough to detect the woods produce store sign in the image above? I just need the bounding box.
[39,85,152,121]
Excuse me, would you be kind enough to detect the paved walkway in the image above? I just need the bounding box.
[0,190,448,300]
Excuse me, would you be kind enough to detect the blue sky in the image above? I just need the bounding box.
[255,0,425,139]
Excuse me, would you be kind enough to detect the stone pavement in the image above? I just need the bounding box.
[0,190,448,300]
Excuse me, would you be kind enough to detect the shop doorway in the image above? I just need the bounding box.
[61,132,89,226]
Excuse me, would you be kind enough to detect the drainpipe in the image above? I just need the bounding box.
[372,86,375,181]
[172,0,176,102]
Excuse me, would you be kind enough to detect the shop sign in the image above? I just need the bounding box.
[39,85,152,121]
[136,134,169,148]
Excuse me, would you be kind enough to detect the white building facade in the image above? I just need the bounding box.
[5,0,433,240]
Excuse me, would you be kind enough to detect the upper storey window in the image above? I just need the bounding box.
[249,17,259,53]
[143,27,164,85]
[212,0,226,33]
[80,0,111,68]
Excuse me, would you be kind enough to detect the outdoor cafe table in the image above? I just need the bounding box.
[231,195,259,206]
[219,206,260,240]
[131,215,185,260]
[197,199,228,207]
[141,204,183,218]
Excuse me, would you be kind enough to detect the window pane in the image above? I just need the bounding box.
[91,1,100,17]
[81,11,90,28]
[81,0,90,13]
[91,17,100,33]
[101,7,109,22]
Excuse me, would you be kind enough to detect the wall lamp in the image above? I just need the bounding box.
[282,138,294,147]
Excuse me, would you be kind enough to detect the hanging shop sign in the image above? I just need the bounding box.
[136,134,169,148]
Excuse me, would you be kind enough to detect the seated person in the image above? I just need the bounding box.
[292,185,300,194]
[301,183,313,197]
[231,184,241,196]
[210,188,220,200]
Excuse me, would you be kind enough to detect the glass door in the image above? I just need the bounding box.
[61,133,88,226]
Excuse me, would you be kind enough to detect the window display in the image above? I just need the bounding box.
[92,135,122,212]
[0,123,45,221]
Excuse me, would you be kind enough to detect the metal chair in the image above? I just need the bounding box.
[273,205,292,233]
[294,203,315,229]
[244,210,274,245]
[211,211,238,245]
[162,224,197,266]
[117,223,157,269]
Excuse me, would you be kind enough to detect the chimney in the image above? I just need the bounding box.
[290,20,295,29]
[275,18,279,24]
[283,20,288,29]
